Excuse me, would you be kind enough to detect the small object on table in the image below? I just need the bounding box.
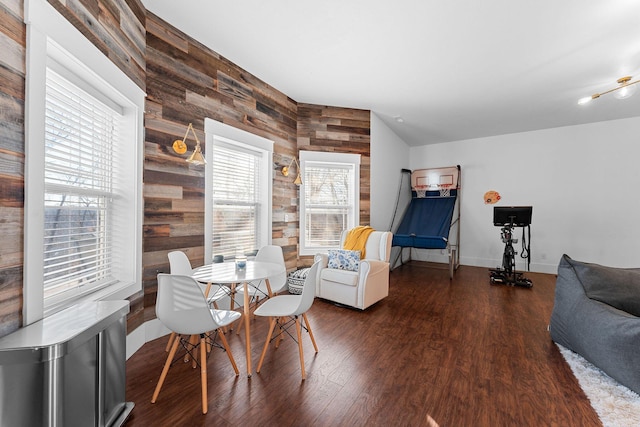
[236,254,247,270]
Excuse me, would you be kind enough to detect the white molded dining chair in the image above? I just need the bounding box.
[254,261,320,380]
[168,250,193,275]
[151,274,241,414]
[234,245,287,333]
[168,251,229,304]
[166,251,230,350]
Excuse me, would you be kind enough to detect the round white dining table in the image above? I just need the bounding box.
[191,260,285,377]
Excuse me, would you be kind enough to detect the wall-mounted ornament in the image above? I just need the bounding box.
[281,157,302,186]
[172,123,205,165]
[484,190,501,204]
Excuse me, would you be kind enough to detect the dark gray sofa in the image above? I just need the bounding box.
[549,254,640,395]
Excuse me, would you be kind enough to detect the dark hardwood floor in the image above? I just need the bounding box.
[124,262,601,426]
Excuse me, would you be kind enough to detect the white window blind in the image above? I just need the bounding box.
[43,68,120,299]
[300,153,359,254]
[212,143,262,258]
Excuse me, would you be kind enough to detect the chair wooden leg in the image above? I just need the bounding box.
[152,334,181,404]
[206,333,212,353]
[252,296,260,320]
[275,317,285,348]
[235,311,245,335]
[302,313,319,353]
[257,317,277,374]
[200,336,208,414]
[295,317,306,380]
[190,335,198,368]
[218,330,239,375]
[229,286,235,310]
[165,332,175,352]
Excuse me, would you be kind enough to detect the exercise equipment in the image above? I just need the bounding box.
[489,206,533,288]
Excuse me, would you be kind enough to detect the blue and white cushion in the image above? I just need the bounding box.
[327,249,361,272]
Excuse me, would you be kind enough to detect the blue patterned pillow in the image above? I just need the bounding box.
[328,249,361,271]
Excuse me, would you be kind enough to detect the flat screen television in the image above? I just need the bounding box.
[493,206,532,227]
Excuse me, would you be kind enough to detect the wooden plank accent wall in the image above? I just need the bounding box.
[46,0,146,90]
[297,104,371,265]
[142,12,302,326]
[0,0,371,338]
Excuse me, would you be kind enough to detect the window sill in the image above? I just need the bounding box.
[44,281,140,319]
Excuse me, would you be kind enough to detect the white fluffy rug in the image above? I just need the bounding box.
[557,344,640,427]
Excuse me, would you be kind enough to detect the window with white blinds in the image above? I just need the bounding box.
[211,142,263,258]
[43,68,120,298]
[299,151,360,255]
[24,0,143,322]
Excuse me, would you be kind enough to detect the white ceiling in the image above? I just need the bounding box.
[143,0,640,147]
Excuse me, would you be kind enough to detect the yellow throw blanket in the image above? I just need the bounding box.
[343,226,375,259]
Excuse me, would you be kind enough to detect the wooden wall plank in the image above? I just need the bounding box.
[143,184,182,199]
[0,3,25,47]
[0,30,24,75]
[0,62,25,101]
[145,15,189,53]
[0,265,22,337]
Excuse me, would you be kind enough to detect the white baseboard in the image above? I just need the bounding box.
[126,318,170,360]
[390,248,559,276]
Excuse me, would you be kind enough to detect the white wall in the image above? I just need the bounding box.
[409,116,640,274]
[370,113,410,231]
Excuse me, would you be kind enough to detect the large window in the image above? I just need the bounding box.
[43,67,120,299]
[24,0,144,323]
[299,151,360,255]
[204,119,273,261]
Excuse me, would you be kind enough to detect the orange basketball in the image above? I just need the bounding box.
[484,190,501,204]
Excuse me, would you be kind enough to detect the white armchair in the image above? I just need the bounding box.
[314,230,392,310]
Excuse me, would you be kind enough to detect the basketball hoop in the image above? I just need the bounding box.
[415,186,428,198]
[439,184,451,198]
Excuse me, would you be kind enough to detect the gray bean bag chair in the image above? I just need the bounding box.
[549,254,640,394]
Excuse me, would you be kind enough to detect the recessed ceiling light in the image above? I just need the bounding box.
[394,116,404,123]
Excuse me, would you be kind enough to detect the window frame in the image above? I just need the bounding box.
[204,118,273,263]
[299,150,361,256]
[24,0,144,324]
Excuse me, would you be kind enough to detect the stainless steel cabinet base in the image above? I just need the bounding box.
[0,301,133,426]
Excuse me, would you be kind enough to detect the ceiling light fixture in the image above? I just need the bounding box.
[172,123,206,165]
[578,76,640,105]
